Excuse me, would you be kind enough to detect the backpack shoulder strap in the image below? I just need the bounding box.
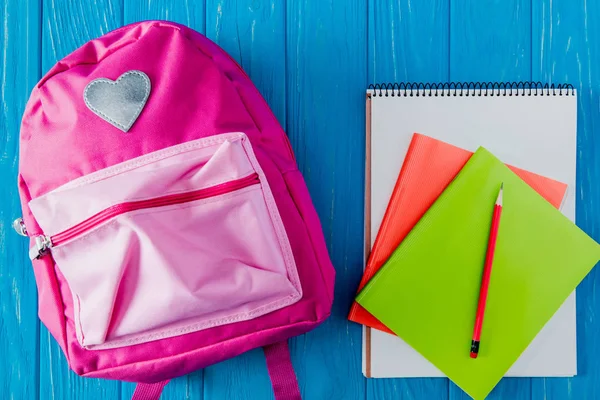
[263,340,302,400]
[131,340,301,400]
[131,380,169,400]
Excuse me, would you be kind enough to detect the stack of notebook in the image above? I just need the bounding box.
[349,83,600,400]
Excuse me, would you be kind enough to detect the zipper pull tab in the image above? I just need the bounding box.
[29,235,52,260]
[12,217,28,237]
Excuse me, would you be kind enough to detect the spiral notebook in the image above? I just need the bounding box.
[363,82,578,378]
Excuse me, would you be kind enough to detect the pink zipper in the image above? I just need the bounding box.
[49,173,260,247]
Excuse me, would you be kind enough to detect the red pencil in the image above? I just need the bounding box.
[470,183,504,359]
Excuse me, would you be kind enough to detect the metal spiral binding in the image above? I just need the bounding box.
[368,82,576,97]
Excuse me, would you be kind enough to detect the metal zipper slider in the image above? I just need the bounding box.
[12,217,28,237]
[29,235,53,260]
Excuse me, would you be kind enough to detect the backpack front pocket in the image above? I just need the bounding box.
[28,133,302,349]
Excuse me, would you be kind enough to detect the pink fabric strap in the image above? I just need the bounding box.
[263,341,302,400]
[131,380,169,400]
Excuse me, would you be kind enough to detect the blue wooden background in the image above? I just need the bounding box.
[1,0,599,399]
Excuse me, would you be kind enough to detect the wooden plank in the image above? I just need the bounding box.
[205,0,286,125]
[369,0,450,83]
[203,348,275,400]
[123,0,205,32]
[450,0,531,82]
[202,1,285,398]
[120,371,204,400]
[366,0,449,398]
[39,1,123,399]
[531,0,600,397]
[0,1,41,399]
[41,0,123,73]
[285,0,367,399]
[120,5,206,399]
[449,1,531,399]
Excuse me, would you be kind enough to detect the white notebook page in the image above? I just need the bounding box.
[365,88,578,378]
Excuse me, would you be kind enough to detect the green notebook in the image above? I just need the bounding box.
[356,147,600,400]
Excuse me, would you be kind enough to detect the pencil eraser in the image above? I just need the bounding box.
[470,352,478,359]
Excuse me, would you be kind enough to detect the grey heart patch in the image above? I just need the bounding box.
[84,70,151,132]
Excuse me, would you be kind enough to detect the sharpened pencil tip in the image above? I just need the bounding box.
[497,183,503,206]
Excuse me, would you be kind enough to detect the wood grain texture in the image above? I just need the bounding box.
[2,0,600,399]
[285,0,367,399]
[368,0,449,83]
[123,0,205,32]
[203,348,275,400]
[449,1,532,398]
[531,0,600,398]
[205,0,286,125]
[0,1,41,400]
[367,0,450,398]
[121,370,203,400]
[450,0,531,82]
[39,1,123,399]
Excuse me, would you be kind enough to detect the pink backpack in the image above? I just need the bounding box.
[15,20,335,399]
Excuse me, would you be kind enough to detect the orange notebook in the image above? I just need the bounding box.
[348,133,568,333]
